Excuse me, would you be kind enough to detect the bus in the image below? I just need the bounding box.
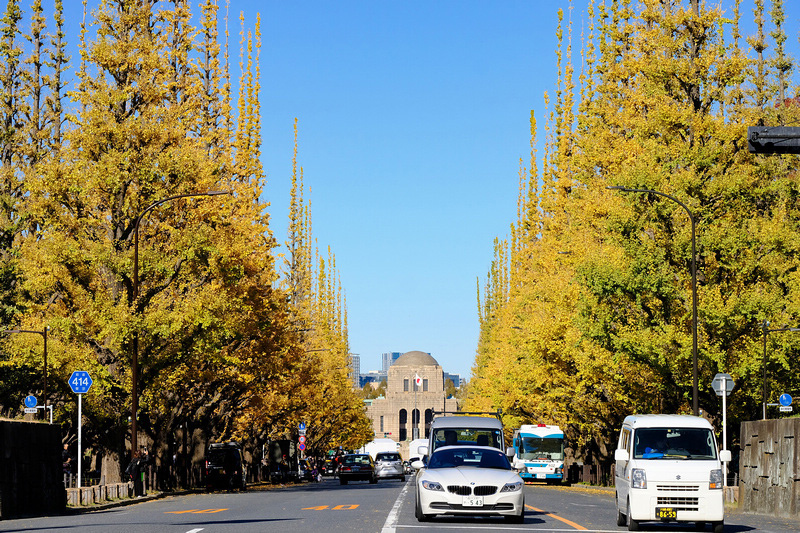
[511,424,565,483]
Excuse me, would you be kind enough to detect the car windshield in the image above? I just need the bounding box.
[428,447,511,470]
[632,428,718,460]
[377,453,401,461]
[430,427,503,452]
[343,455,372,466]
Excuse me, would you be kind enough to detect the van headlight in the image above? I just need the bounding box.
[709,469,723,490]
[631,468,647,489]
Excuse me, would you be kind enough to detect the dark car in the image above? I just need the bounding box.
[205,442,246,491]
[338,454,377,485]
[375,451,405,481]
[323,460,336,476]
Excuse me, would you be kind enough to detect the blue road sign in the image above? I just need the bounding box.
[24,395,37,408]
[779,393,793,407]
[299,422,306,431]
[69,371,93,394]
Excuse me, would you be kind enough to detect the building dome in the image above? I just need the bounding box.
[393,350,439,367]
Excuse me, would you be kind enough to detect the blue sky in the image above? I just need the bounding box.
[55,1,800,380]
[242,0,800,379]
[250,0,577,378]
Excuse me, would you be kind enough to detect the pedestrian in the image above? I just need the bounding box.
[126,451,145,497]
[62,443,73,486]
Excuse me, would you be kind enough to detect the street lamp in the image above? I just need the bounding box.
[130,191,230,458]
[760,320,800,419]
[607,185,699,416]
[3,327,49,420]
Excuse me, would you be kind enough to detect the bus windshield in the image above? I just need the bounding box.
[518,436,564,460]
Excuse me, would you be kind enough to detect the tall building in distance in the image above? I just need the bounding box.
[349,354,361,388]
[443,372,461,389]
[381,352,403,372]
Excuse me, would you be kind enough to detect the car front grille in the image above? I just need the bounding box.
[447,485,472,495]
[656,484,699,491]
[429,502,515,511]
[473,485,498,496]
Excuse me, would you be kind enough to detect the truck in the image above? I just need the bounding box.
[511,424,565,483]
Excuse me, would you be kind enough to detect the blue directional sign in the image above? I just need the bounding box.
[69,371,93,394]
[779,393,793,407]
[24,395,37,408]
[299,422,306,431]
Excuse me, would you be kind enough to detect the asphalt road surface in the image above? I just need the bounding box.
[2,479,799,533]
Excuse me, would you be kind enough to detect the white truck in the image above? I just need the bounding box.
[614,414,731,533]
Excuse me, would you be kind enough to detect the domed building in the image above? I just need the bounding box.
[364,350,458,457]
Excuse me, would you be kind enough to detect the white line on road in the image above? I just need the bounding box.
[185,529,204,533]
[396,527,619,532]
[381,478,413,533]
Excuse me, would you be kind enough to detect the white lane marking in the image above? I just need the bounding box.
[381,478,413,533]
[185,529,204,533]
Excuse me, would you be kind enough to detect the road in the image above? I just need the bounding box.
[2,478,799,533]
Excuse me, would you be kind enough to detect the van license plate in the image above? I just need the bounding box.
[462,496,484,507]
[656,507,677,519]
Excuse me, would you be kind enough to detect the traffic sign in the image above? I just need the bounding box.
[24,407,37,414]
[24,395,37,408]
[779,393,793,407]
[298,443,306,451]
[69,371,93,394]
[711,373,734,396]
[299,422,306,430]
[780,406,793,413]
[299,435,306,444]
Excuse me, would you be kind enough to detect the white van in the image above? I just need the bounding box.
[614,414,731,533]
[416,412,511,459]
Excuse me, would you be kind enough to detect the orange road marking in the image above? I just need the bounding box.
[165,510,200,514]
[302,505,330,510]
[526,505,588,530]
[165,509,228,514]
[195,509,228,513]
[332,504,359,510]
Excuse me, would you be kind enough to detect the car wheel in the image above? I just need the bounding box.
[400,475,405,482]
[505,509,524,523]
[712,521,724,533]
[616,494,626,527]
[339,478,348,485]
[415,493,429,522]
[626,499,639,531]
[694,522,706,531]
[370,475,378,484]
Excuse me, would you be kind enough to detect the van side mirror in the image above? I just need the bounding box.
[506,447,514,457]
[614,449,630,462]
[719,449,732,462]
[417,445,428,456]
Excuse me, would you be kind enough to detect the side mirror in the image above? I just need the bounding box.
[417,445,428,456]
[719,449,732,462]
[614,449,630,462]
[411,460,425,470]
[506,447,515,457]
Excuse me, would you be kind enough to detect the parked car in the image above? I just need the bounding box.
[375,451,405,481]
[413,445,524,522]
[323,460,336,476]
[299,459,315,481]
[338,454,378,485]
[205,442,246,492]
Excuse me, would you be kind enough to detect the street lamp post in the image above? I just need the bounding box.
[761,320,800,420]
[130,191,229,458]
[607,186,699,416]
[3,327,49,420]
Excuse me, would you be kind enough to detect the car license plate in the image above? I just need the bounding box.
[536,473,546,479]
[462,496,484,507]
[656,507,677,519]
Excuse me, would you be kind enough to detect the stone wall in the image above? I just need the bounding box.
[0,419,66,518]
[739,418,800,517]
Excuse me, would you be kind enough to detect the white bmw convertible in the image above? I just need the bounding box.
[413,445,525,523]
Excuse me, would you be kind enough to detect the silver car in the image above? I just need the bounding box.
[375,452,405,481]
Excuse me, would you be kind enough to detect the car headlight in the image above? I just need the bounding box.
[631,468,647,489]
[501,481,523,492]
[421,480,444,491]
[709,468,723,490]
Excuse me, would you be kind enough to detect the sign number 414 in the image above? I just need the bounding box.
[69,371,93,394]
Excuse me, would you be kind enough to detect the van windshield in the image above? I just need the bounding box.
[632,428,717,460]
[431,428,503,452]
